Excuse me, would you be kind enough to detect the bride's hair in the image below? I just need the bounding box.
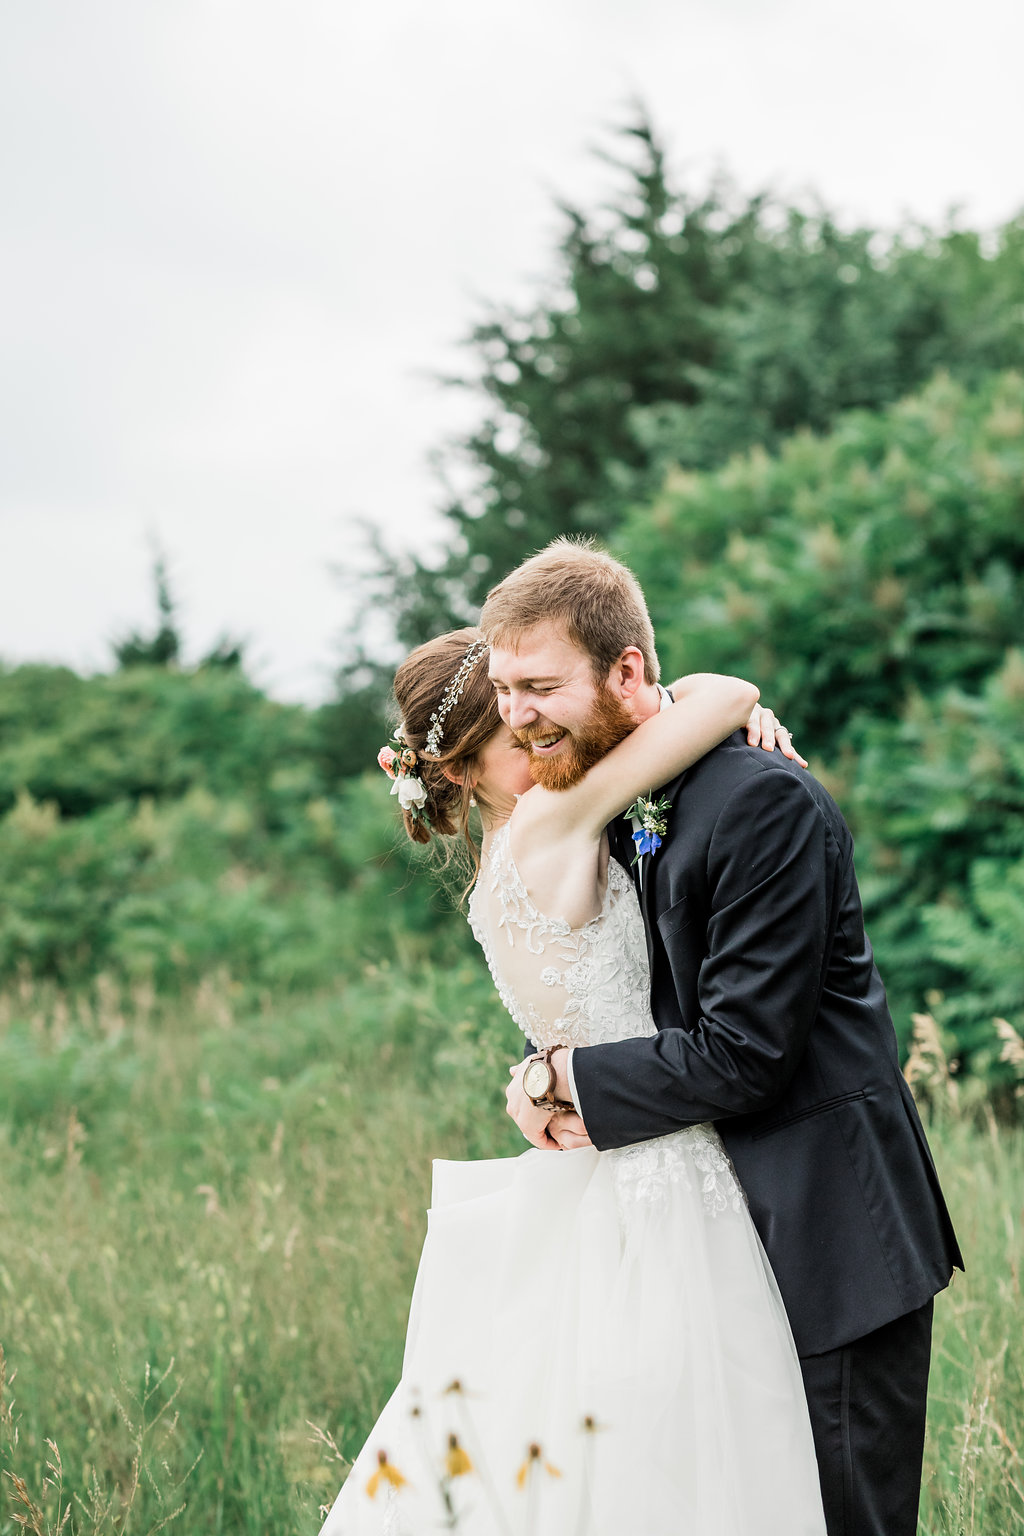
[392,627,501,879]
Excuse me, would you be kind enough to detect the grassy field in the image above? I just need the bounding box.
[1,974,1021,1535]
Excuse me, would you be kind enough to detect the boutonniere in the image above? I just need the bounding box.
[624,794,671,867]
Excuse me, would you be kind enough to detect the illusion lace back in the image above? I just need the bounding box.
[468,821,655,1051]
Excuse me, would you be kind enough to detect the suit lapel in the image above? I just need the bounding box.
[638,829,657,971]
[637,765,694,969]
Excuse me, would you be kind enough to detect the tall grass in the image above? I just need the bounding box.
[908,1013,1024,1534]
[0,980,1021,1533]
[922,1110,1024,1534]
[0,967,520,1533]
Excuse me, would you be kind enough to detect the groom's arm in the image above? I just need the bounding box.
[569,769,839,1149]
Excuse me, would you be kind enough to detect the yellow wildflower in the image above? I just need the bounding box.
[515,1442,561,1489]
[366,1449,407,1498]
[445,1433,473,1478]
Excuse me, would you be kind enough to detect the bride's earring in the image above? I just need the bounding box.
[469,795,477,807]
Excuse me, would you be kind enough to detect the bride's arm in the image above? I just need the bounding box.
[523,673,758,843]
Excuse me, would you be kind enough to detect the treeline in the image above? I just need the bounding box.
[350,118,1023,1092]
[0,662,464,993]
[1,118,1022,1093]
[2,370,1021,1088]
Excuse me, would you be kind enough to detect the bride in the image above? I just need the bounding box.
[319,628,826,1536]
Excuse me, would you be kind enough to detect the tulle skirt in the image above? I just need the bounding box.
[319,1128,826,1536]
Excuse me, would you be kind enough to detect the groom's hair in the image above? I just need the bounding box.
[480,538,660,684]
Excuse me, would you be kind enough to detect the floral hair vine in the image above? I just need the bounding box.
[375,640,489,825]
[425,638,489,757]
[377,731,430,824]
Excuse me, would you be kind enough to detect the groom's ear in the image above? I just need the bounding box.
[609,647,647,701]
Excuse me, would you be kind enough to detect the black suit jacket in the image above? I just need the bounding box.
[569,731,962,1356]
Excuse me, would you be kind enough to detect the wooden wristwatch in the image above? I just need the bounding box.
[522,1045,575,1113]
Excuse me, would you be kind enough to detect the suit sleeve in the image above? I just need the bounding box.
[570,769,838,1150]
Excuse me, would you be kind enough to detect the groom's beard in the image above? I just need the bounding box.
[516,685,637,791]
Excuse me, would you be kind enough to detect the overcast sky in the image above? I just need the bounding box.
[2,0,1022,701]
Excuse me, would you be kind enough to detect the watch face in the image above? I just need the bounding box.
[523,1060,551,1100]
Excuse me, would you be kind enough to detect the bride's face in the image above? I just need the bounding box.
[472,722,535,809]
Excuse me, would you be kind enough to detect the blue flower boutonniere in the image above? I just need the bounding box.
[624,794,672,868]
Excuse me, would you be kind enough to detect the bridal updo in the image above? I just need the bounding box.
[391,627,501,873]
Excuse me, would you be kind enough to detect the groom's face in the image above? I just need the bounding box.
[488,621,636,790]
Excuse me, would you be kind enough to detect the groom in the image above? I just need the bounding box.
[481,539,962,1536]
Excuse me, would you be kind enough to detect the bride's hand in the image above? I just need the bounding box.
[506,1062,566,1150]
[746,703,808,767]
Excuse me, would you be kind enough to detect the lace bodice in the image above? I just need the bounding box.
[468,821,656,1051]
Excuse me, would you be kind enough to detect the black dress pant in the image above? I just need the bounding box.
[799,1299,934,1536]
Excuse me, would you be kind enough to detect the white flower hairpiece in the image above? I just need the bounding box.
[425,639,489,757]
[377,735,430,825]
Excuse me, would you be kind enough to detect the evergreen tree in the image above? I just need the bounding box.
[113,555,246,673]
[113,557,182,669]
[366,116,1024,655]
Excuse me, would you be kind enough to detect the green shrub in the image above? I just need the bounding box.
[616,370,1024,755]
[0,664,317,818]
[0,769,475,992]
[849,654,1024,1066]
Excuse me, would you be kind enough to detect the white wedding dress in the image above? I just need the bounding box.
[320,825,826,1535]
